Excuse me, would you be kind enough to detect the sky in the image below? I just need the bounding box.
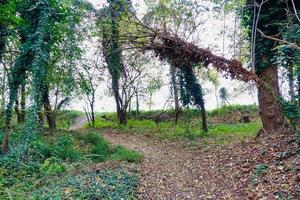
[69,0,258,112]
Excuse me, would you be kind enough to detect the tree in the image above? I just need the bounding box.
[242,0,288,134]
[99,0,133,125]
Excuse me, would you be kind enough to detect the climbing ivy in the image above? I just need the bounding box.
[178,67,208,132]
[2,0,57,153]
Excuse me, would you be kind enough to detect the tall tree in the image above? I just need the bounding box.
[243,0,287,134]
[100,0,133,125]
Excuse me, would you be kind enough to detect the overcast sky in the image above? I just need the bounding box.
[69,0,258,112]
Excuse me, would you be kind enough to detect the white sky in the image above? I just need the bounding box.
[69,0,258,112]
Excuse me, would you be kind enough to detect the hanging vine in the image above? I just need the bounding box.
[178,66,208,132]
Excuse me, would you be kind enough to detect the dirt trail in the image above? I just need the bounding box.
[68,115,87,131]
[102,131,248,200]
[69,116,248,199]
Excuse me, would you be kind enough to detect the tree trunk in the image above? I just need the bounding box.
[20,84,26,122]
[200,106,208,132]
[42,87,56,130]
[257,66,284,134]
[14,97,22,123]
[112,79,127,125]
[119,109,127,125]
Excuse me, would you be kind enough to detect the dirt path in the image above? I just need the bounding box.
[69,116,247,199]
[68,115,87,131]
[102,131,249,200]
[68,116,299,199]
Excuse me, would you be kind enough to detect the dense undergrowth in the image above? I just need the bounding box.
[0,127,142,199]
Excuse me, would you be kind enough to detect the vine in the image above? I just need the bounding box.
[178,67,208,132]
[2,0,56,153]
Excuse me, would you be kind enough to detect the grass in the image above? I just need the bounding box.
[90,117,262,144]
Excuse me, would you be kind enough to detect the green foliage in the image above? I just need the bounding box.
[85,118,119,129]
[31,167,139,200]
[40,157,67,175]
[178,67,205,108]
[0,129,142,198]
[242,0,288,73]
[279,98,300,148]
[53,135,81,160]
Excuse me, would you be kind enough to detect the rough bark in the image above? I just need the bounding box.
[42,87,56,130]
[257,66,284,134]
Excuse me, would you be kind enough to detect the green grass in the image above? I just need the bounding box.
[90,117,262,144]
[112,146,143,163]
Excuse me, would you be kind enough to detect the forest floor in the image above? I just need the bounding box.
[73,117,300,199]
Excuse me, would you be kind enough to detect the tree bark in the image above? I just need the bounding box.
[14,97,21,123]
[200,105,208,132]
[257,66,284,134]
[42,86,56,130]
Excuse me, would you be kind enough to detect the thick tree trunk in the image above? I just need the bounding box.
[200,106,208,132]
[42,87,56,130]
[258,67,284,134]
[119,109,127,125]
[14,97,22,123]
[20,84,26,122]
